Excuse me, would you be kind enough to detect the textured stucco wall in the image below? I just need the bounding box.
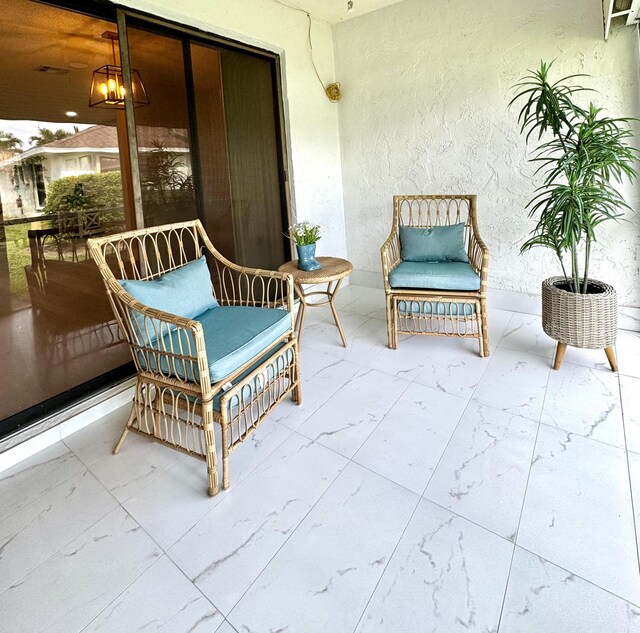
[114,0,348,259]
[334,0,640,308]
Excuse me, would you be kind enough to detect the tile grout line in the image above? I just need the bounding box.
[220,457,349,623]
[68,435,229,633]
[515,542,640,610]
[347,493,422,633]
[61,432,193,507]
[4,289,634,630]
[276,352,363,433]
[0,468,120,601]
[349,338,501,633]
[495,356,551,633]
[0,448,85,525]
[59,441,185,633]
[77,544,159,632]
[129,419,299,552]
[71,425,306,632]
[618,373,640,589]
[536,418,627,452]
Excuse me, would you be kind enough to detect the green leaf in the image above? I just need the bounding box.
[510,60,638,291]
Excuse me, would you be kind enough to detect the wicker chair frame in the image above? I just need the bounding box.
[381,195,490,356]
[88,220,301,496]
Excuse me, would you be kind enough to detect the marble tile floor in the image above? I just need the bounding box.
[1,284,640,633]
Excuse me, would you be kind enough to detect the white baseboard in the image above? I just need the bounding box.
[350,269,383,289]
[349,269,640,332]
[0,381,134,475]
[620,305,640,332]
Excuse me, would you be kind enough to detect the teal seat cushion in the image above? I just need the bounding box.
[399,224,467,263]
[148,306,291,384]
[212,342,293,412]
[389,261,480,291]
[118,257,218,341]
[198,306,291,382]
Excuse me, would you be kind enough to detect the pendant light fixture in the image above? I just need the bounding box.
[89,31,149,108]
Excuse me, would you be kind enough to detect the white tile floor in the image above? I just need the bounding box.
[1,284,640,633]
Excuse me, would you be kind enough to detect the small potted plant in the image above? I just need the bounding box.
[511,61,638,371]
[288,221,322,271]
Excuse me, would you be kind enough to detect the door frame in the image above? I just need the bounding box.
[117,8,294,241]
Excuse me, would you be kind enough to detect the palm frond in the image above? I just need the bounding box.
[510,61,638,293]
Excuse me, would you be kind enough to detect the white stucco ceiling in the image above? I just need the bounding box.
[274,0,407,24]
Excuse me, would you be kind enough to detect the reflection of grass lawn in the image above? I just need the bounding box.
[6,223,35,299]
[3,212,124,302]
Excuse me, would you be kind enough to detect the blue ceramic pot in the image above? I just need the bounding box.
[296,243,321,271]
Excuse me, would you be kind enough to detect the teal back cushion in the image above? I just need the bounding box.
[399,224,468,263]
[118,256,218,340]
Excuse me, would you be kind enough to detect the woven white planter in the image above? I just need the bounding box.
[541,277,617,349]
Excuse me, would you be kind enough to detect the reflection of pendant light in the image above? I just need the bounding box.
[89,31,149,108]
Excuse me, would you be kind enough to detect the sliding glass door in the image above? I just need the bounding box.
[124,20,289,269]
[0,1,291,438]
[189,43,235,260]
[126,25,199,229]
[219,48,288,271]
[0,0,133,425]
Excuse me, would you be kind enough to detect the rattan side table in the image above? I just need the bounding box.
[278,257,353,347]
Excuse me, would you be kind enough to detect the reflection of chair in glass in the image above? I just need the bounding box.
[381,195,490,356]
[25,228,114,325]
[24,227,124,371]
[88,220,301,496]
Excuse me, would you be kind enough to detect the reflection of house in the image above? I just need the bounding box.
[0,125,190,218]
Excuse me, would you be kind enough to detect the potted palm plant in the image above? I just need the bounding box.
[511,61,638,371]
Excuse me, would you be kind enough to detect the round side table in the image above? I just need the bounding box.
[278,257,353,347]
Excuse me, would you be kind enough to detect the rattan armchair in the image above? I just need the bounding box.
[88,220,300,496]
[381,195,489,356]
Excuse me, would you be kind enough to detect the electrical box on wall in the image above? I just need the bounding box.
[603,0,640,39]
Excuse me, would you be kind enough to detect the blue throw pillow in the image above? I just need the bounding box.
[399,224,468,263]
[118,256,218,341]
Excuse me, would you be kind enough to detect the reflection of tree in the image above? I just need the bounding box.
[57,183,90,233]
[14,154,45,195]
[0,131,23,153]
[19,154,44,169]
[28,126,78,146]
[43,173,125,247]
[61,183,90,211]
[140,141,194,227]
[141,140,193,206]
[45,172,123,215]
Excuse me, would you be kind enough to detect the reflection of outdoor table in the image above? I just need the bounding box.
[278,257,353,347]
[27,215,124,266]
